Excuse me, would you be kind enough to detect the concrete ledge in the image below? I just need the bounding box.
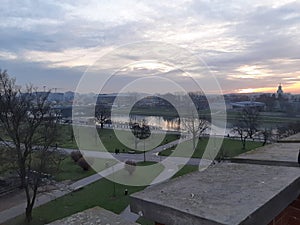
[232,142,299,167]
[277,140,300,143]
[47,207,138,225]
[230,158,300,167]
[278,133,300,143]
[130,163,300,225]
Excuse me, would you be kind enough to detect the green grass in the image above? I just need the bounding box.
[172,164,199,178]
[3,178,147,225]
[111,161,164,186]
[54,157,96,181]
[3,161,200,225]
[159,137,263,158]
[0,151,98,181]
[56,125,178,153]
[136,217,155,225]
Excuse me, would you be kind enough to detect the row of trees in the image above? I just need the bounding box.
[95,93,300,154]
[232,108,260,149]
[231,107,300,149]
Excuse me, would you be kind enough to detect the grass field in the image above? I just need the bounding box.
[54,157,96,181]
[56,125,179,153]
[1,126,261,225]
[3,162,198,225]
[172,164,199,178]
[158,137,262,158]
[3,178,146,225]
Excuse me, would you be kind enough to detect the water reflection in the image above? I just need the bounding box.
[112,115,181,131]
[110,114,232,136]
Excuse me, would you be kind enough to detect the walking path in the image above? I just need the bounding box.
[0,137,209,224]
[0,164,124,224]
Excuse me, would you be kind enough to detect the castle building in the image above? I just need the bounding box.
[276,83,284,98]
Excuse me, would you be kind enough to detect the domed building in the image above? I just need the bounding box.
[276,83,284,98]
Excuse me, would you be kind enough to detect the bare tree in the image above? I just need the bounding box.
[259,128,273,146]
[182,113,209,151]
[232,107,259,149]
[130,119,151,162]
[95,103,110,129]
[0,70,59,222]
[277,121,300,139]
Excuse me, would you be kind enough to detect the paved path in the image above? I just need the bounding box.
[0,137,211,224]
[0,164,125,224]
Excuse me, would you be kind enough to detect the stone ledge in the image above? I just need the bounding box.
[130,163,300,225]
[278,133,300,143]
[47,207,139,225]
[232,142,299,167]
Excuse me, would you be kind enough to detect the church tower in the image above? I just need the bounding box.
[277,83,283,97]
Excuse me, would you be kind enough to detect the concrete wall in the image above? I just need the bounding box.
[153,195,300,225]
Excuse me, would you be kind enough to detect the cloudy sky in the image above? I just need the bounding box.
[1,0,300,94]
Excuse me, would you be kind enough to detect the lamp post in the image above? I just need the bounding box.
[140,123,150,162]
[112,165,116,197]
[143,139,146,162]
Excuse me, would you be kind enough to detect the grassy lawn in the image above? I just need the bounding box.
[56,125,179,153]
[54,157,96,181]
[159,137,263,158]
[136,217,155,225]
[3,161,200,225]
[3,177,146,225]
[111,161,164,186]
[172,164,199,178]
[0,151,98,182]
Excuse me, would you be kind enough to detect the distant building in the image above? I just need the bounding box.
[230,101,266,111]
[275,83,291,100]
[276,83,283,97]
[48,92,64,102]
[63,91,75,103]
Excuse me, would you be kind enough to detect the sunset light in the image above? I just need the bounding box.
[1,1,300,225]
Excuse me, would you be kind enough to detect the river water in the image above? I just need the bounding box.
[110,115,231,136]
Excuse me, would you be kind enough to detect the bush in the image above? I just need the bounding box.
[70,151,82,162]
[124,160,136,175]
[77,157,90,171]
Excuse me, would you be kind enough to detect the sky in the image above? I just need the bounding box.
[0,0,300,94]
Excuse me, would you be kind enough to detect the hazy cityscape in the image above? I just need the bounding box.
[1,1,300,225]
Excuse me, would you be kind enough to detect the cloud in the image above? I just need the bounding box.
[0,0,300,93]
[21,46,115,68]
[0,50,18,60]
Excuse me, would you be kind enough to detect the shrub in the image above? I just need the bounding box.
[124,160,136,175]
[77,157,90,171]
[70,151,82,162]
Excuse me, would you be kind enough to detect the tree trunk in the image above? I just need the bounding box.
[134,137,138,149]
[25,205,33,222]
[25,178,39,222]
[239,135,244,150]
[19,171,26,189]
[192,134,196,150]
[242,138,246,150]
[24,181,33,222]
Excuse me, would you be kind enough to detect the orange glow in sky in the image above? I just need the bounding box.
[235,82,300,94]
